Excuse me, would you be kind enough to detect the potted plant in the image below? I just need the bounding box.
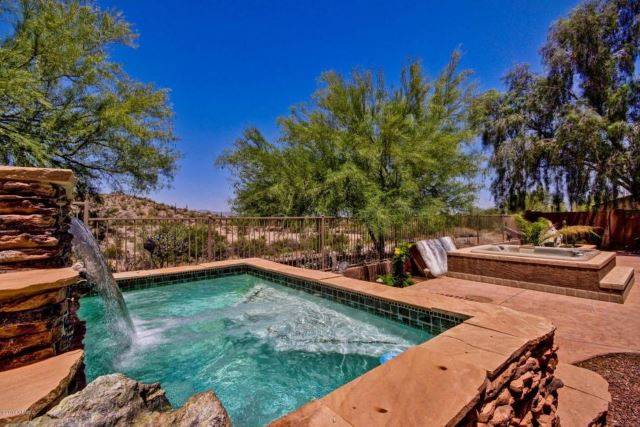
[377,243,415,287]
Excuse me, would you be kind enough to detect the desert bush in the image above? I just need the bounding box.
[267,238,300,256]
[103,244,118,259]
[143,222,226,267]
[556,225,600,246]
[230,236,268,257]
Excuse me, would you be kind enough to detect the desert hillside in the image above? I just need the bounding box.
[83,193,217,219]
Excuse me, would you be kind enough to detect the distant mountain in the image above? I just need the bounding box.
[82,193,226,219]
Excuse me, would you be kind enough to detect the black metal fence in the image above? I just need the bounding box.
[79,214,510,273]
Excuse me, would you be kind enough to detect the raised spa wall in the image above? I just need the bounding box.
[0,167,85,423]
[448,246,633,303]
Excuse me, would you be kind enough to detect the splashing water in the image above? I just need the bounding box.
[70,218,136,346]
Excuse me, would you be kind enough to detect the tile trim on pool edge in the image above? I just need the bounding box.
[109,264,467,336]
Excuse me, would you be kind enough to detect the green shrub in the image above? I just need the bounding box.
[143,222,227,267]
[375,243,415,287]
[556,225,600,246]
[513,214,553,245]
[376,273,395,286]
[103,244,118,259]
[230,236,268,257]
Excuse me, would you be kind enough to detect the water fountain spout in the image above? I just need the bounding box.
[69,218,136,345]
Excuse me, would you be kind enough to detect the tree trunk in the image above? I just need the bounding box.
[367,227,386,260]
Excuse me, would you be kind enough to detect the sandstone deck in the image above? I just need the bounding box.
[411,254,640,364]
[0,268,79,302]
[0,350,84,424]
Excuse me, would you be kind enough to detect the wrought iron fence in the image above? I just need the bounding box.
[82,214,510,272]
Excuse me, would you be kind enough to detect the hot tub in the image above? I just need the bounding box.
[447,245,624,302]
[470,244,600,261]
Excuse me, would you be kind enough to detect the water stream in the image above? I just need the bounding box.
[70,218,136,346]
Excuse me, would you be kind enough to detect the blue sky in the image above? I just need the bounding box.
[99,0,581,212]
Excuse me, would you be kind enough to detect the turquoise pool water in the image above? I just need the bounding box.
[79,274,431,426]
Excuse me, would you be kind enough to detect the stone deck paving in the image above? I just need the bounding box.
[410,254,640,363]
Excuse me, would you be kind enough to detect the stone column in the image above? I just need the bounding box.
[0,167,84,371]
[0,166,76,272]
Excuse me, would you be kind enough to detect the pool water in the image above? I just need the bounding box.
[79,274,431,426]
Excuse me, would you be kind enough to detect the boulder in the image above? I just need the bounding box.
[27,373,231,427]
[139,391,232,427]
[489,404,514,426]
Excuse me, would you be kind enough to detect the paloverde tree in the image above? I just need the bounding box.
[0,0,178,194]
[473,0,640,212]
[218,53,479,257]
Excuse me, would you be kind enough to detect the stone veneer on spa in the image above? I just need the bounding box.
[113,265,467,336]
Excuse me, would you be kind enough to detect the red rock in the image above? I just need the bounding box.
[531,395,545,414]
[0,214,56,229]
[530,372,542,390]
[489,404,513,426]
[0,347,55,371]
[536,413,557,427]
[0,198,57,215]
[0,181,57,198]
[0,233,58,250]
[518,411,533,427]
[487,361,518,397]
[0,288,67,313]
[0,326,61,359]
[478,399,496,423]
[495,388,514,406]
[515,357,540,377]
[0,248,57,264]
[0,318,60,339]
[509,371,533,394]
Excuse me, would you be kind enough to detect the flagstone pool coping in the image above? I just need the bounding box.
[0,258,610,425]
[116,258,556,425]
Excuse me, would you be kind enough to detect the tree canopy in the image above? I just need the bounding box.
[472,0,640,212]
[0,0,178,194]
[218,53,479,255]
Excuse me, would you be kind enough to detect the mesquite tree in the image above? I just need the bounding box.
[218,53,479,258]
[0,0,179,194]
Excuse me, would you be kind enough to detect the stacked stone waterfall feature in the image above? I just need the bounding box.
[473,335,563,426]
[0,166,86,423]
[0,167,76,272]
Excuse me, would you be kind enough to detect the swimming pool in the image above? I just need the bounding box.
[79,272,433,426]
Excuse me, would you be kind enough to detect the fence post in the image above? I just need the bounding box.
[82,199,90,224]
[501,214,507,242]
[207,217,213,261]
[320,216,326,270]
